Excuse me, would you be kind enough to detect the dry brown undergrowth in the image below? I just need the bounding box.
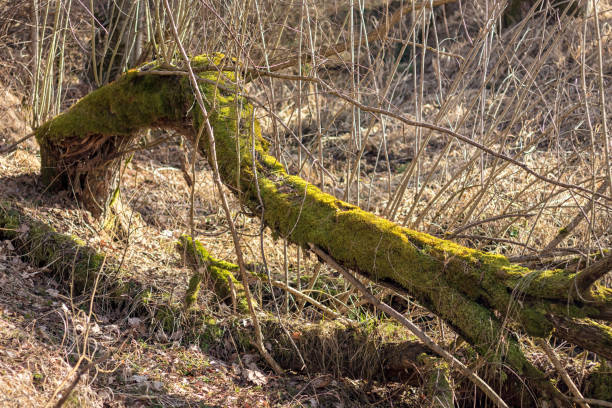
[1,1,611,407]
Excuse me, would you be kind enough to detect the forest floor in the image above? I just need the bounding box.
[1,1,612,407]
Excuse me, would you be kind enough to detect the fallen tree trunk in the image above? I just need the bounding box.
[33,55,612,399]
[179,235,343,320]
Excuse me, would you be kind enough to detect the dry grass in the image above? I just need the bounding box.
[0,0,611,407]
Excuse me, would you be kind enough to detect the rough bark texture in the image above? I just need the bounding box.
[33,55,612,394]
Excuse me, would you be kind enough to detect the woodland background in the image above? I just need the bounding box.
[0,0,611,407]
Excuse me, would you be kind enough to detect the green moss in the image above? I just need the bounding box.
[36,73,188,143]
[183,64,558,385]
[109,186,120,208]
[30,54,611,393]
[177,235,249,313]
[35,71,190,188]
[587,361,612,401]
[184,273,203,309]
[197,317,224,351]
[155,306,179,333]
[518,307,553,338]
[0,203,126,296]
[417,354,453,407]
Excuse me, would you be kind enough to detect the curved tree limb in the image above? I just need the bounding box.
[0,203,437,384]
[33,57,612,398]
[311,244,510,408]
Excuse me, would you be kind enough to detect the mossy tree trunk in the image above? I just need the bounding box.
[34,55,612,398]
[36,72,187,230]
[0,203,433,384]
[5,202,612,403]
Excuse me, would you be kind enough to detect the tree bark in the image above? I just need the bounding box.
[4,201,611,405]
[33,55,612,396]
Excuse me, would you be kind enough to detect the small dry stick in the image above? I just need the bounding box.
[449,213,535,238]
[542,181,609,254]
[297,262,322,311]
[254,274,344,321]
[49,255,109,408]
[538,339,590,408]
[251,70,611,202]
[53,339,128,408]
[310,244,509,408]
[0,132,36,154]
[228,275,238,314]
[572,398,612,408]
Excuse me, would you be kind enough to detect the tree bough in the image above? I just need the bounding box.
[34,54,612,398]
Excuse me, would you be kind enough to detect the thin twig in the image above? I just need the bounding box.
[252,273,344,321]
[448,213,536,238]
[52,339,127,408]
[592,3,612,196]
[0,131,35,154]
[572,398,612,408]
[261,0,457,73]
[541,181,609,254]
[247,70,611,202]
